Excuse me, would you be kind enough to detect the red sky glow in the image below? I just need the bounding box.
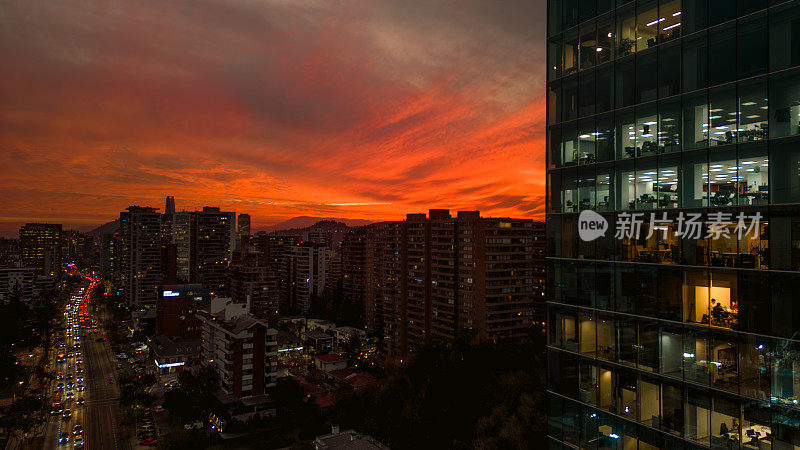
[0,0,547,235]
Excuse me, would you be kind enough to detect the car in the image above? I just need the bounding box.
[58,432,70,443]
[73,435,84,448]
[66,373,73,380]
[62,409,72,419]
[138,429,155,438]
[108,378,114,384]
[139,437,157,446]
[76,397,84,406]
[76,376,83,382]
[56,383,64,391]
[74,344,80,349]
[57,372,64,380]
[76,384,84,391]
[66,382,74,389]
[72,424,83,435]
[65,391,75,400]
[153,404,164,413]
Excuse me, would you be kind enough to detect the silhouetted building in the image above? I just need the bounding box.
[195,207,234,296]
[19,223,62,277]
[100,232,119,279]
[341,211,540,360]
[289,242,328,315]
[165,196,176,215]
[229,238,269,318]
[155,283,209,339]
[238,214,251,238]
[254,234,301,315]
[172,211,194,283]
[341,230,369,325]
[119,206,162,307]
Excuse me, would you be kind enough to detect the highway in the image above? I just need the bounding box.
[42,273,127,450]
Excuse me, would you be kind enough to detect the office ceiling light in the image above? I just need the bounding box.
[663,22,681,30]
[644,121,657,126]
[742,102,757,106]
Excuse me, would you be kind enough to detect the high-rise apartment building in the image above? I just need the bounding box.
[195,207,235,296]
[238,214,251,238]
[19,223,62,277]
[546,1,800,448]
[288,242,328,315]
[172,211,194,283]
[342,230,369,324]
[229,238,270,317]
[253,234,301,315]
[342,211,540,360]
[119,206,162,307]
[100,232,119,279]
[165,196,176,215]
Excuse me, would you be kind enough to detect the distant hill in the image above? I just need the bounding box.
[260,216,374,233]
[87,219,120,237]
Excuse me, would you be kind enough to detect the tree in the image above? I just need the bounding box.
[274,377,305,412]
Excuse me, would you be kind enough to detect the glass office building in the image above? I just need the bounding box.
[546,0,800,448]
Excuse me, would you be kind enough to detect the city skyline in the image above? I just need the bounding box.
[0,0,548,237]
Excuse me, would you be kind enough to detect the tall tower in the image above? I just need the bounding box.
[119,206,162,307]
[165,196,176,215]
[238,214,251,238]
[546,1,800,448]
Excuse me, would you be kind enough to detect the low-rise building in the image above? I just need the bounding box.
[0,265,35,302]
[151,335,201,374]
[315,354,348,373]
[314,426,389,450]
[333,326,366,345]
[305,330,334,351]
[198,308,278,399]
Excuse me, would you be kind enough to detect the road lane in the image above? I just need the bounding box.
[42,273,127,450]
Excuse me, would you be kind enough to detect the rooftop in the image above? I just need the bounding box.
[316,354,347,364]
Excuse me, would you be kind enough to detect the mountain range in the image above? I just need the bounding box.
[87,216,374,236]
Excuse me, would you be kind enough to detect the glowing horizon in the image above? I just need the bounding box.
[0,0,547,236]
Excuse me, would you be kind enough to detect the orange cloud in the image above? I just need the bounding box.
[0,0,546,235]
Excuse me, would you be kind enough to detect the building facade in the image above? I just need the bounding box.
[19,223,62,277]
[198,310,278,399]
[229,238,270,317]
[546,1,800,448]
[119,206,162,307]
[237,213,251,240]
[195,207,235,297]
[289,242,328,315]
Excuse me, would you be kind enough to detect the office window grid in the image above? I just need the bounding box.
[547,0,800,449]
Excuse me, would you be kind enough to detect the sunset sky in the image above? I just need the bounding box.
[0,0,547,236]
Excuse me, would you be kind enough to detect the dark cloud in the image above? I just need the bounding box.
[0,0,546,234]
